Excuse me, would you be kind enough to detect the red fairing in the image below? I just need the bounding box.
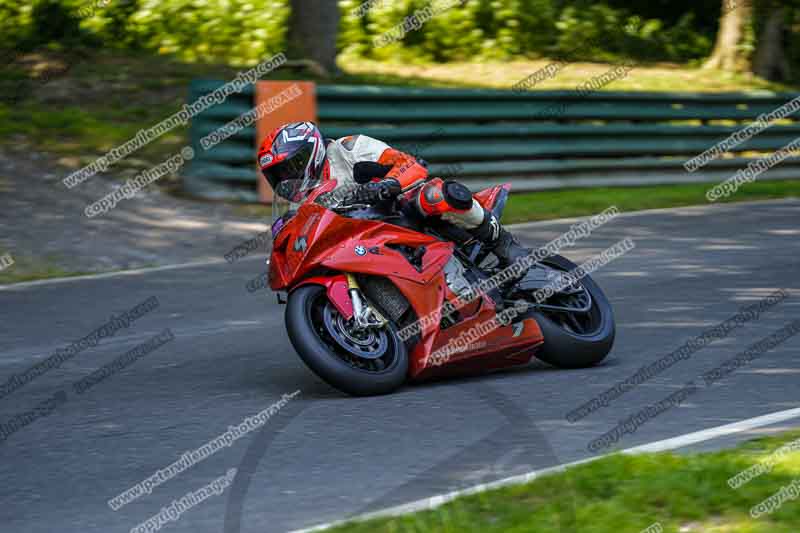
[269,183,544,379]
[269,202,447,292]
[474,182,511,211]
[296,275,354,320]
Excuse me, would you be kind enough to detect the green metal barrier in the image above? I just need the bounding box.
[184,80,258,201]
[317,86,800,192]
[184,83,800,201]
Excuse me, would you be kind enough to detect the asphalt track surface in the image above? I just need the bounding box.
[2,199,799,533]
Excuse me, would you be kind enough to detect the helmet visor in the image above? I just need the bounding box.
[263,144,313,194]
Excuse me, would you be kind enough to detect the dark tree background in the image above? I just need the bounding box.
[0,0,796,83]
[287,0,341,75]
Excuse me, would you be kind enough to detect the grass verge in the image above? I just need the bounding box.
[232,180,800,223]
[501,179,800,224]
[340,56,798,93]
[0,256,96,285]
[325,429,800,533]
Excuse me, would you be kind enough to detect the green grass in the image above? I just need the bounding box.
[231,180,800,223]
[0,256,96,285]
[501,179,800,224]
[0,50,222,177]
[326,430,800,533]
[341,56,799,93]
[231,179,800,223]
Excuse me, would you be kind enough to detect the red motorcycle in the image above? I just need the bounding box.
[268,179,615,396]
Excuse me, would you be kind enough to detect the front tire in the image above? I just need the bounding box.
[285,284,408,396]
[529,254,616,369]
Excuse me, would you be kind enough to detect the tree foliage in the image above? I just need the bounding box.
[338,0,713,62]
[0,0,795,78]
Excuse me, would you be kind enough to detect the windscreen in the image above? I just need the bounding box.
[270,179,363,236]
[270,179,318,236]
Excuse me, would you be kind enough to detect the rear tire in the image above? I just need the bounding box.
[529,254,615,369]
[285,284,408,396]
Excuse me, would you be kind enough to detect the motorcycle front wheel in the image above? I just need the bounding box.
[285,284,408,396]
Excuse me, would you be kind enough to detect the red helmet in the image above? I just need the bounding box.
[257,121,327,199]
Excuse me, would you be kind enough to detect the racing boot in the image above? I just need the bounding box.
[470,210,532,284]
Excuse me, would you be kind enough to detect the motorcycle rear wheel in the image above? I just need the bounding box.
[527,254,616,369]
[286,284,408,396]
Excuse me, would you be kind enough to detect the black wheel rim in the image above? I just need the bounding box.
[539,264,604,337]
[308,291,397,373]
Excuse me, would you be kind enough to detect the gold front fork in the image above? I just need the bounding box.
[345,273,387,328]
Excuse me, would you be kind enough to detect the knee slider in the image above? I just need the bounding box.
[442,180,473,210]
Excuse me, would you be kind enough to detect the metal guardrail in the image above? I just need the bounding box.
[184,80,258,201]
[184,83,800,201]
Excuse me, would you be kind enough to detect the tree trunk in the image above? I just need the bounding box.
[286,0,340,77]
[752,6,791,82]
[703,0,753,71]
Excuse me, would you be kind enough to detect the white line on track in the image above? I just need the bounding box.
[0,255,267,291]
[289,406,800,533]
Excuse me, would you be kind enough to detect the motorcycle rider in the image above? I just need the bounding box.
[257,121,530,275]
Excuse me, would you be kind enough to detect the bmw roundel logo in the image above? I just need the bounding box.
[354,245,367,256]
[259,153,274,167]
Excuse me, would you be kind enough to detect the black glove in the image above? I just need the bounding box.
[354,178,401,204]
